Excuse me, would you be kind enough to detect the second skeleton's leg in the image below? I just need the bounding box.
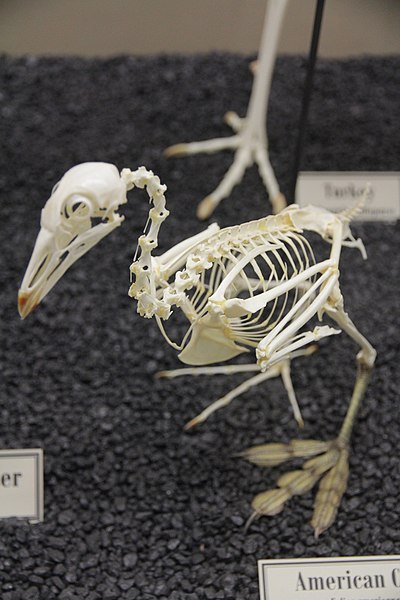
[243,307,376,537]
[164,0,289,219]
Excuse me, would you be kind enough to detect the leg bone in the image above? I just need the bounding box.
[244,306,376,536]
[165,0,289,218]
[157,346,317,430]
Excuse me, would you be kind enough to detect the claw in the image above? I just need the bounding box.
[242,439,330,467]
[163,0,289,218]
[244,440,351,536]
[311,448,349,538]
[183,415,201,431]
[252,488,290,516]
[164,143,188,158]
[196,196,217,221]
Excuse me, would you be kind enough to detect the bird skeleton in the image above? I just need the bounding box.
[19,162,376,537]
[165,0,289,219]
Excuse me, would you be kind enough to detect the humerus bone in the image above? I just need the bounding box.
[19,162,376,536]
[165,0,289,219]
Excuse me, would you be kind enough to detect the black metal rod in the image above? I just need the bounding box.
[290,0,326,202]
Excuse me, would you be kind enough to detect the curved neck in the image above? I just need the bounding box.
[123,167,171,318]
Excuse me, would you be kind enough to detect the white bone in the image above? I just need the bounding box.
[183,362,294,430]
[18,162,128,318]
[19,164,377,535]
[325,304,376,368]
[157,345,317,428]
[164,0,289,218]
[125,168,374,426]
[19,162,375,434]
[256,270,339,366]
[219,259,335,317]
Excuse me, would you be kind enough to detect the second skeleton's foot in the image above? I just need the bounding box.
[242,438,350,537]
[164,111,285,218]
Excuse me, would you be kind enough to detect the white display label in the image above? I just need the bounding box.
[297,172,400,221]
[258,556,400,600]
[0,449,44,522]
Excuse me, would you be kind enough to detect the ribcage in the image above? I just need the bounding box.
[226,231,316,347]
[181,229,316,348]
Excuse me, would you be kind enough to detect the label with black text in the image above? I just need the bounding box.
[297,172,400,221]
[0,449,44,522]
[258,555,400,600]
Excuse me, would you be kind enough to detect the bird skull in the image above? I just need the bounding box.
[18,162,127,318]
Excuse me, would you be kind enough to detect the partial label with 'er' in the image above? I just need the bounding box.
[258,555,400,600]
[297,172,400,221]
[0,449,44,522]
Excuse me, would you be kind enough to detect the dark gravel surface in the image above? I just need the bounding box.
[0,53,399,599]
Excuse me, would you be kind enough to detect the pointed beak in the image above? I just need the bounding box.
[18,215,124,319]
[18,289,39,319]
[18,162,129,319]
[18,228,58,319]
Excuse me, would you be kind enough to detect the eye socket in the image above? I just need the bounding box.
[62,195,92,220]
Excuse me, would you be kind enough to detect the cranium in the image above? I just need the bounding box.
[18,162,127,318]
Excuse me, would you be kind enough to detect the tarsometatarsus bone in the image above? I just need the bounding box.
[165,0,290,219]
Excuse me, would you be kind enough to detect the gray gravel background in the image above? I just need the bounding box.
[0,53,399,599]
